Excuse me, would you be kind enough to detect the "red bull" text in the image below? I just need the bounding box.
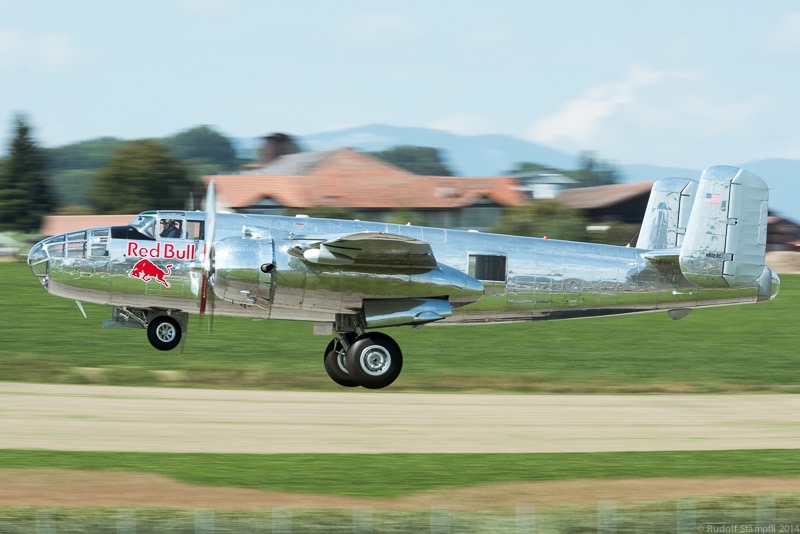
[126,242,196,260]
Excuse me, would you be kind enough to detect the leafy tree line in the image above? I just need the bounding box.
[369,145,454,176]
[0,114,623,240]
[0,120,243,229]
[505,151,620,187]
[46,125,239,212]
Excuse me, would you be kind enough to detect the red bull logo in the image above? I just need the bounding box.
[129,259,173,288]
[126,242,196,260]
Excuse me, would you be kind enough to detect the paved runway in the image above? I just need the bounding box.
[2,382,799,453]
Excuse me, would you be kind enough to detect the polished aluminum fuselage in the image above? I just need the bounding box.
[28,211,774,326]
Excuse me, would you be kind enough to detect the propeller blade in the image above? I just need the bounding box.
[199,179,217,316]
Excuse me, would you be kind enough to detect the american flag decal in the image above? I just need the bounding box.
[705,193,721,204]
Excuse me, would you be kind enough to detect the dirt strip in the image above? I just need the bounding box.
[2,382,800,453]
[1,469,799,511]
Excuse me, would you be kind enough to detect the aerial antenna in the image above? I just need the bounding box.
[626,230,640,248]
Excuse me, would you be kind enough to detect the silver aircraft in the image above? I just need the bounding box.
[28,165,779,389]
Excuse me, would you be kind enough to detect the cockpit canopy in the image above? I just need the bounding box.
[124,212,205,241]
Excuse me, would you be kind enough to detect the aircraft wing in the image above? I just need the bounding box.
[292,232,437,269]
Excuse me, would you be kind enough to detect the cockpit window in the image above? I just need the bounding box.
[130,214,157,239]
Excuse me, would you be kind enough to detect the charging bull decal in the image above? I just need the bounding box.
[128,259,173,288]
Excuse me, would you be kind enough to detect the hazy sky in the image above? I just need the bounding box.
[2,1,800,169]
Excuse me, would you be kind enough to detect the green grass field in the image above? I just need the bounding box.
[1,260,798,392]
[2,260,800,531]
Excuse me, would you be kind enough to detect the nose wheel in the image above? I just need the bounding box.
[147,316,182,351]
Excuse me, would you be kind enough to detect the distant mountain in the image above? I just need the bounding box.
[617,164,698,182]
[297,124,577,175]
[235,124,800,222]
[735,159,800,221]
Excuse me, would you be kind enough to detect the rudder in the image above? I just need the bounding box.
[679,166,768,288]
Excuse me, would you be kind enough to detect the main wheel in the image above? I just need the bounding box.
[345,332,403,389]
[323,333,359,387]
[147,315,182,351]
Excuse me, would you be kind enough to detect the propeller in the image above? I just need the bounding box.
[199,180,217,324]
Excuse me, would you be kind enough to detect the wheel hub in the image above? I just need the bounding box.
[156,323,177,343]
[361,345,391,376]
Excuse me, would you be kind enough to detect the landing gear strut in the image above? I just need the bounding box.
[323,331,403,389]
[323,332,359,387]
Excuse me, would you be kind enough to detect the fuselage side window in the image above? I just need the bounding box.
[186,220,204,240]
[468,254,507,282]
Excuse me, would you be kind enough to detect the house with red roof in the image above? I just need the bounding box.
[203,148,527,230]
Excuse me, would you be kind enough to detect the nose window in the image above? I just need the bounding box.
[66,231,87,258]
[91,229,109,256]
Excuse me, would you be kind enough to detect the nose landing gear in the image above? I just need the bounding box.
[147,315,182,351]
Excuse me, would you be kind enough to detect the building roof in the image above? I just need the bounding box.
[207,148,526,210]
[557,181,656,210]
[243,148,414,177]
[40,214,136,237]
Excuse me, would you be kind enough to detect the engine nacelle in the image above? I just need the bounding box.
[212,236,274,307]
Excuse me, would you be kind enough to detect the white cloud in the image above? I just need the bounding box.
[0,28,82,71]
[342,12,419,42]
[0,28,25,68]
[526,67,691,148]
[766,10,800,52]
[522,66,788,167]
[35,32,81,71]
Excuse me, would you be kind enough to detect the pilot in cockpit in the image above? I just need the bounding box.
[160,220,182,239]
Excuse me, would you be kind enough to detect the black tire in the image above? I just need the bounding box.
[147,316,182,351]
[323,333,359,388]
[345,332,403,389]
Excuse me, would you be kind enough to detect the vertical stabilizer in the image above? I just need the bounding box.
[636,178,697,250]
[679,166,768,287]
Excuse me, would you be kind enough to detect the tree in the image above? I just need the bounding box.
[163,125,239,170]
[490,200,588,242]
[0,115,52,232]
[370,146,454,176]
[566,151,620,186]
[91,140,193,214]
[504,162,561,175]
[46,137,126,173]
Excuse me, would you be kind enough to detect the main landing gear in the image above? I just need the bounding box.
[323,331,403,389]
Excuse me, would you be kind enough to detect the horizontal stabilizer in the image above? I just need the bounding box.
[679,166,768,288]
[642,248,680,265]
